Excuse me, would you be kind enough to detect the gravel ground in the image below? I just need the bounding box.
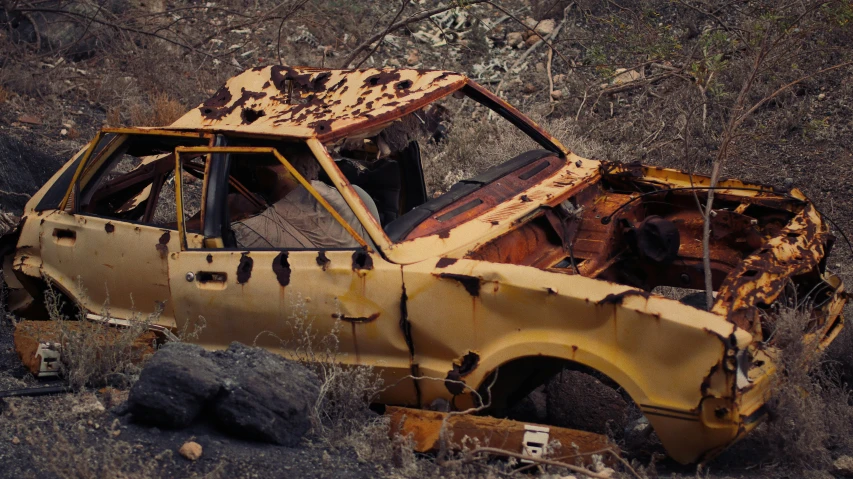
[0,318,380,479]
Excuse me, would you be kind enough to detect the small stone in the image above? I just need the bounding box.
[11,436,20,445]
[179,441,202,461]
[834,455,853,477]
[534,19,556,36]
[507,32,524,48]
[72,393,105,415]
[550,89,563,100]
[525,34,542,46]
[523,83,537,94]
[611,68,643,85]
[535,62,545,72]
[17,114,41,125]
[553,74,566,84]
[818,93,827,101]
[60,128,68,136]
[406,49,420,66]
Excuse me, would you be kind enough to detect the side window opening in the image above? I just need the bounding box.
[180,141,372,251]
[75,133,210,228]
[326,88,561,242]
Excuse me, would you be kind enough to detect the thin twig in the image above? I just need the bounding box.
[352,0,411,69]
[467,447,612,479]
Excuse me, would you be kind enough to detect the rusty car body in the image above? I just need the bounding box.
[1,66,846,464]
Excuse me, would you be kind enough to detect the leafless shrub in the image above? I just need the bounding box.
[43,280,159,390]
[733,306,853,469]
[127,93,186,127]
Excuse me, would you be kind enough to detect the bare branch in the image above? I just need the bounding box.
[353,0,411,69]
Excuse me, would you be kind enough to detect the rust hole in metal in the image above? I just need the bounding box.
[104,223,114,233]
[156,231,170,256]
[272,252,291,287]
[445,351,480,395]
[352,250,374,270]
[206,254,213,264]
[597,290,650,306]
[241,107,265,124]
[237,253,253,284]
[396,80,412,90]
[439,273,481,297]
[316,251,330,271]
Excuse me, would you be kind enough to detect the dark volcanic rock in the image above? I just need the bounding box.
[127,341,319,445]
[127,342,223,428]
[545,370,629,436]
[210,342,319,446]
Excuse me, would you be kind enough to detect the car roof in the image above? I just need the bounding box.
[166,66,468,143]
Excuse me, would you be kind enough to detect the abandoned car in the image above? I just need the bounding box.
[0,66,846,464]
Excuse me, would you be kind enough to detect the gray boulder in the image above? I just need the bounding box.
[210,343,320,446]
[127,342,223,428]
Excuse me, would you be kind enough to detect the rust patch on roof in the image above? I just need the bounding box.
[169,66,467,142]
[435,257,458,268]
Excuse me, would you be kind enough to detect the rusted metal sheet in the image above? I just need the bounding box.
[386,406,613,465]
[168,67,467,143]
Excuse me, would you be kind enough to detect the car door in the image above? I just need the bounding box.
[165,143,419,405]
[36,130,210,326]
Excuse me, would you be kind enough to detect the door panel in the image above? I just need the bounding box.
[167,249,418,404]
[37,211,180,325]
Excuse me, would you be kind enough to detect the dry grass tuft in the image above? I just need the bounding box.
[259,295,385,447]
[127,93,186,127]
[43,280,159,390]
[730,306,853,470]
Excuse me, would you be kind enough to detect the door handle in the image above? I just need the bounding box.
[197,272,227,283]
[52,228,76,245]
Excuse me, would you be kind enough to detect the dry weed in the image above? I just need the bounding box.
[27,421,169,479]
[732,306,853,469]
[43,280,160,390]
[269,295,385,445]
[128,93,185,126]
